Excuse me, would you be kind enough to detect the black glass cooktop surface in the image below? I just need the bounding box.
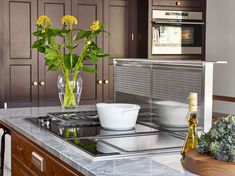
[25,110,186,160]
[26,116,159,139]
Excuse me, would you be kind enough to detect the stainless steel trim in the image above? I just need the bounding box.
[4,102,7,109]
[152,64,203,69]
[131,33,134,41]
[114,58,227,64]
[32,152,44,172]
[152,46,202,55]
[152,21,204,25]
[203,63,213,132]
[153,10,203,21]
[89,147,181,161]
[115,63,152,68]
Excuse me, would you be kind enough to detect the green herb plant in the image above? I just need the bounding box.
[32,15,108,109]
[198,115,235,162]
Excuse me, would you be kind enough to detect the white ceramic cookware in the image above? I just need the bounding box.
[96,103,140,130]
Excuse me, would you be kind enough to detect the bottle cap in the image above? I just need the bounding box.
[189,92,198,99]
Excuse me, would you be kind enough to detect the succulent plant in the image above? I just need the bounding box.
[197,115,235,162]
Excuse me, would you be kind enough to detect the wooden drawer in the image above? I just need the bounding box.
[152,0,203,9]
[12,131,83,176]
[12,155,37,176]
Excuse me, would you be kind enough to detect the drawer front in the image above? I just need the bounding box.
[152,0,203,8]
[12,131,82,176]
[12,155,37,176]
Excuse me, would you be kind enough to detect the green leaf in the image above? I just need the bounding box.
[49,38,59,49]
[33,30,42,37]
[32,39,44,48]
[81,65,97,73]
[64,54,78,69]
[37,46,46,53]
[90,54,97,65]
[61,28,71,34]
[75,30,92,40]
[45,48,59,60]
[47,62,59,71]
[96,52,109,57]
[87,41,99,50]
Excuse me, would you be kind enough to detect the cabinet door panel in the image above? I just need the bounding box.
[103,0,129,102]
[38,0,71,106]
[0,0,2,108]
[72,0,103,104]
[3,0,38,107]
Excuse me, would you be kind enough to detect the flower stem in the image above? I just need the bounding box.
[63,70,77,109]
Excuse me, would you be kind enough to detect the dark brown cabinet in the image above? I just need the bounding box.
[0,120,83,176]
[2,0,38,108]
[12,130,83,175]
[0,0,130,108]
[0,0,3,108]
[38,0,71,107]
[103,0,129,102]
[12,156,37,176]
[152,0,204,9]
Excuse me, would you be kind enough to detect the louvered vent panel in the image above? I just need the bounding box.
[152,67,203,104]
[115,65,151,97]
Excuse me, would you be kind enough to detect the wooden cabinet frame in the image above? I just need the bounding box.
[0,0,3,108]
[0,0,132,108]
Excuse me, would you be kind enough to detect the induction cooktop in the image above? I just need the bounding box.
[25,110,186,160]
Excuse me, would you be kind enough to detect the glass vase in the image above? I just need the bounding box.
[57,73,83,109]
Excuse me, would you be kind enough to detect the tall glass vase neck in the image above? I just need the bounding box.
[57,73,83,109]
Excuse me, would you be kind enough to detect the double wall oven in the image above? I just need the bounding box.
[152,10,204,55]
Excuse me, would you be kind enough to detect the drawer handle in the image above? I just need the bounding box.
[176,1,181,6]
[97,80,103,85]
[103,80,109,84]
[39,81,45,86]
[32,81,38,86]
[32,152,44,172]
[16,145,23,151]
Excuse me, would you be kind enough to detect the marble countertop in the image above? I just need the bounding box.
[0,106,196,176]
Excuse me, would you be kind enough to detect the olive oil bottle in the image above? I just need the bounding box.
[181,92,199,157]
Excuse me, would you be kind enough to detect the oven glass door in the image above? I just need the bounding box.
[152,23,202,55]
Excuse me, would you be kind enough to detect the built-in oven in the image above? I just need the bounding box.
[152,10,204,55]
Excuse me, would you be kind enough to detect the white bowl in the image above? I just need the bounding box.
[153,101,189,127]
[96,103,141,131]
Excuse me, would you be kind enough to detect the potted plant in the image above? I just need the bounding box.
[32,15,108,109]
[198,115,235,162]
[183,115,235,175]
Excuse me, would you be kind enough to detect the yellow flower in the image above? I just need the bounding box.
[36,15,51,28]
[61,15,78,29]
[90,20,100,32]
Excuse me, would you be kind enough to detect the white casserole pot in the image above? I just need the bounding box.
[153,101,189,127]
[96,103,141,131]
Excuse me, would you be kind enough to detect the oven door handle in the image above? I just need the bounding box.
[152,20,204,25]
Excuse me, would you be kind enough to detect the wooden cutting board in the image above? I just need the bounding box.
[183,150,235,176]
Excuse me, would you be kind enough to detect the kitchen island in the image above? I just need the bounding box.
[0,106,196,176]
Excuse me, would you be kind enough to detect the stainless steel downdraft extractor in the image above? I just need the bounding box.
[114,59,226,132]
